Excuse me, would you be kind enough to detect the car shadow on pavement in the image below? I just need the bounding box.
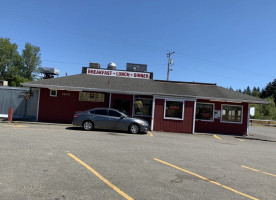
[66,126,83,131]
[65,126,147,136]
[235,136,276,143]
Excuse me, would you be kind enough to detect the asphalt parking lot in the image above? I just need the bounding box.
[0,122,275,200]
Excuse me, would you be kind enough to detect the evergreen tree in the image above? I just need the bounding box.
[243,86,251,95]
[241,82,276,120]
[261,79,276,104]
[252,87,260,97]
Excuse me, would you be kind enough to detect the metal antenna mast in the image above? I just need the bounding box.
[166,51,175,81]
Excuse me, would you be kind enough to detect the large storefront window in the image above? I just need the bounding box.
[164,100,184,120]
[134,98,152,116]
[221,105,243,123]
[196,103,214,121]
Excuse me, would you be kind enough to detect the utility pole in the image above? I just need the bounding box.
[166,51,175,81]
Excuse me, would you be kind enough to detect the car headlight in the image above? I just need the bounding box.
[138,120,148,126]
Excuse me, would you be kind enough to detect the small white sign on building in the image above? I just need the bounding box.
[214,110,221,118]
[250,107,255,116]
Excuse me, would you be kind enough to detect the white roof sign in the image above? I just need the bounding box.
[87,68,150,79]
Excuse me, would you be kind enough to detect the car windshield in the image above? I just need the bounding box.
[113,110,128,118]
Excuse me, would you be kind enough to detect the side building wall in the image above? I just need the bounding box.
[0,86,39,120]
[38,88,109,123]
[195,99,249,135]
[153,99,194,133]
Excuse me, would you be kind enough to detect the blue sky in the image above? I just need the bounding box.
[1,0,276,90]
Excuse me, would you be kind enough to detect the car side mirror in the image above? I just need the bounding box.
[120,115,125,119]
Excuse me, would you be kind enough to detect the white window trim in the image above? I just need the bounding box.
[192,101,196,134]
[36,88,40,121]
[163,99,184,121]
[50,89,57,97]
[221,104,243,124]
[133,97,153,117]
[195,102,215,122]
[151,97,156,131]
[246,107,250,136]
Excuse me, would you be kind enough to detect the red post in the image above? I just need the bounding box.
[8,107,13,122]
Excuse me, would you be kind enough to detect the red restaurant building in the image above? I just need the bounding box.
[22,64,267,135]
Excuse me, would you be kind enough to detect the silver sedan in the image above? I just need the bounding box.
[72,108,149,134]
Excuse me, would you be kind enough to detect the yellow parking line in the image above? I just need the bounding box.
[4,127,66,132]
[4,124,28,127]
[238,139,244,142]
[15,125,28,128]
[241,165,276,177]
[4,125,28,128]
[147,131,153,137]
[213,134,222,140]
[68,153,134,200]
[154,158,259,200]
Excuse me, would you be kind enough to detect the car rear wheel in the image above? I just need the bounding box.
[83,121,93,131]
[129,124,140,134]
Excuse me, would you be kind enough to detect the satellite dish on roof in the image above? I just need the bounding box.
[107,62,116,70]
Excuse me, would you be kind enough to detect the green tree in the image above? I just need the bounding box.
[243,86,252,95]
[0,38,21,80]
[252,87,260,97]
[22,43,41,80]
[240,82,276,120]
[0,37,41,86]
[261,79,276,104]
[9,75,29,87]
[252,97,276,120]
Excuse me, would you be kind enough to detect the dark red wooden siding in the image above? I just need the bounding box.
[153,99,194,133]
[195,99,248,135]
[38,89,109,123]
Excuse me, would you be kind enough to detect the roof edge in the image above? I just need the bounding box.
[155,79,217,86]
[21,83,269,104]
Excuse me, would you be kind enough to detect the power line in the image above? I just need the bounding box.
[42,59,87,66]
[176,50,275,79]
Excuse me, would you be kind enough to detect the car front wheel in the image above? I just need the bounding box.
[83,121,93,131]
[129,124,140,134]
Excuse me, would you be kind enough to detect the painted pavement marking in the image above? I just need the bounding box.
[213,134,222,140]
[68,153,134,200]
[4,124,28,128]
[241,165,276,178]
[154,158,259,200]
[147,131,153,137]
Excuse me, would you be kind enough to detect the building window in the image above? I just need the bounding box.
[164,100,184,120]
[109,110,122,117]
[134,98,152,116]
[196,103,214,121]
[221,105,243,123]
[113,99,131,116]
[50,90,57,97]
[94,109,108,116]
